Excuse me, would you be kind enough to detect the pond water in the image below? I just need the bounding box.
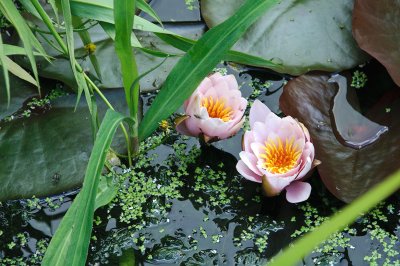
[0,0,399,265]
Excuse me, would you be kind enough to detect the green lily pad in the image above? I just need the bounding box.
[0,89,127,201]
[201,0,369,75]
[0,75,36,120]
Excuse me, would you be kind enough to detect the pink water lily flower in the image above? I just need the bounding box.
[176,72,247,142]
[236,100,317,203]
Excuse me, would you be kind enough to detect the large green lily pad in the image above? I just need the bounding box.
[201,0,369,75]
[0,75,37,120]
[0,89,128,201]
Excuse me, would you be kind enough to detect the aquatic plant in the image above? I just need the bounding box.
[175,72,247,142]
[236,100,316,203]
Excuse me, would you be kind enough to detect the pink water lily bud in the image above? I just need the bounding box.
[236,100,317,203]
[176,72,247,142]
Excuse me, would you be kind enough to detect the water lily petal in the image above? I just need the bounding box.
[236,160,262,183]
[250,99,272,127]
[239,151,263,176]
[285,181,312,203]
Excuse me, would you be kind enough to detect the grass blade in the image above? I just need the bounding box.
[268,169,400,266]
[70,0,174,34]
[60,0,93,114]
[138,0,280,140]
[0,35,10,105]
[3,56,37,86]
[0,0,45,94]
[42,110,134,266]
[156,33,281,70]
[113,0,139,118]
[100,21,142,48]
[137,0,163,26]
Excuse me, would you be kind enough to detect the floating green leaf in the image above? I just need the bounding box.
[201,0,369,75]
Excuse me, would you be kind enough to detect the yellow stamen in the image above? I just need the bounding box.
[261,136,301,174]
[201,96,233,122]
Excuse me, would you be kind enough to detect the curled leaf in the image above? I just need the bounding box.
[280,73,400,203]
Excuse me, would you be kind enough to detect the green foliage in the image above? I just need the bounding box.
[156,33,281,70]
[0,0,46,101]
[42,110,134,266]
[113,0,138,118]
[139,0,281,141]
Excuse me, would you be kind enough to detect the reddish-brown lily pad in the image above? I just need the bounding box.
[279,73,400,203]
[352,0,400,86]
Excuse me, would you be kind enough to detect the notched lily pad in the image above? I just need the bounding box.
[0,89,128,201]
[279,73,400,202]
[201,0,369,75]
[352,0,400,86]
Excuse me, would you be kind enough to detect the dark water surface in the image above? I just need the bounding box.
[0,63,399,266]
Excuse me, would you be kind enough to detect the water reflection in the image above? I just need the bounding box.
[329,74,388,150]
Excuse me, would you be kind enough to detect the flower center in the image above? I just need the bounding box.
[201,96,233,122]
[260,137,301,174]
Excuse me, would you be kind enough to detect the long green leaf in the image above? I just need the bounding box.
[137,0,163,26]
[268,169,400,266]
[100,22,178,58]
[0,35,10,105]
[60,0,93,114]
[0,0,45,94]
[138,0,280,140]
[114,0,139,119]
[70,0,174,34]
[100,21,142,47]
[2,56,37,86]
[2,44,51,58]
[156,33,281,70]
[42,110,134,266]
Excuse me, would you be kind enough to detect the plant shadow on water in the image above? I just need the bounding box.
[0,63,399,266]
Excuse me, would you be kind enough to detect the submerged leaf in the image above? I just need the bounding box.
[279,73,400,202]
[201,0,369,75]
[352,0,400,86]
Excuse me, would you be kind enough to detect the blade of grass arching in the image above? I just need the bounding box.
[156,33,281,70]
[3,56,37,86]
[138,0,280,140]
[42,110,134,266]
[113,0,139,118]
[100,22,179,58]
[0,0,44,94]
[17,0,41,19]
[70,0,174,34]
[60,0,94,115]
[0,35,10,105]
[72,16,103,80]
[100,21,142,48]
[137,0,163,27]
[48,0,60,23]
[2,44,52,58]
[268,169,400,266]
